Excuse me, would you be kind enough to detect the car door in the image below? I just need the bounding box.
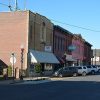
[63,67,69,76]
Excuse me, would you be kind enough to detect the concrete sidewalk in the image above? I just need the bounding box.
[23,77,50,81]
[0,79,22,85]
[0,77,51,85]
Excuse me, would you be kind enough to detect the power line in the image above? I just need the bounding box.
[51,19,100,33]
[0,3,8,7]
[0,2,13,11]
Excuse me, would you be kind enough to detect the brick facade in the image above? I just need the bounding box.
[0,10,53,77]
[0,11,28,70]
[83,41,92,65]
[72,34,84,65]
[53,25,74,66]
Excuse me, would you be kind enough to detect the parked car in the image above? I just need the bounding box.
[76,66,88,76]
[86,65,92,74]
[86,65,98,74]
[53,67,78,77]
[95,65,100,72]
[91,65,98,73]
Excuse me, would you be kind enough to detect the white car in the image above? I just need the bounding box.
[91,65,98,73]
[76,66,88,76]
[96,65,100,72]
[86,65,97,74]
[86,65,92,74]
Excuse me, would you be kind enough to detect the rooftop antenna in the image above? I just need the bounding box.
[24,0,27,10]
[8,0,12,11]
[15,0,18,11]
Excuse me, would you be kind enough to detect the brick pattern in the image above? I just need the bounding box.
[0,11,28,69]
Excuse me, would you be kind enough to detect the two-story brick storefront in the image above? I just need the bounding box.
[53,25,76,67]
[0,10,59,78]
[72,34,84,66]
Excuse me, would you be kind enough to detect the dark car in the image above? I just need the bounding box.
[53,67,78,77]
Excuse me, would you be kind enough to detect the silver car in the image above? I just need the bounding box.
[76,66,88,76]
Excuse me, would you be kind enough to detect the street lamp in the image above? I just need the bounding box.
[20,44,24,80]
[10,52,16,80]
[63,52,67,67]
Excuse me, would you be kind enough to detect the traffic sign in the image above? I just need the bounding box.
[10,56,16,64]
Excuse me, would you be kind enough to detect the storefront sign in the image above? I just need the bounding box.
[45,46,52,52]
[68,45,76,51]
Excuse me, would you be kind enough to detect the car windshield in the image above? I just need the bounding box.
[87,66,91,68]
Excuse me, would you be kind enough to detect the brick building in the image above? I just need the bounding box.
[0,10,59,78]
[72,34,84,66]
[53,25,76,66]
[83,41,92,65]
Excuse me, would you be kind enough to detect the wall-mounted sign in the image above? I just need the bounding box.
[68,45,76,51]
[10,56,16,64]
[45,46,52,52]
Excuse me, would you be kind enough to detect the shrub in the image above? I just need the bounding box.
[7,65,12,77]
[34,64,42,73]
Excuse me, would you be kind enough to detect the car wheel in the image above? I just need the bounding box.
[82,72,86,76]
[73,73,77,77]
[98,69,100,73]
[91,70,95,75]
[59,74,63,77]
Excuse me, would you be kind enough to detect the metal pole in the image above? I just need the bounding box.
[95,49,96,66]
[15,0,17,11]
[20,48,24,80]
[12,53,14,80]
[24,0,27,10]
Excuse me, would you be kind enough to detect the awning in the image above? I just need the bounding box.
[29,50,59,64]
[57,57,65,64]
[0,59,8,68]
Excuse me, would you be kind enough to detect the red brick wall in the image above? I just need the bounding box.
[0,11,28,70]
[53,27,66,57]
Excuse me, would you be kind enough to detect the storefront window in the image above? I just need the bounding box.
[44,64,52,71]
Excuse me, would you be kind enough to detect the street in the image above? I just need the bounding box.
[1,75,100,100]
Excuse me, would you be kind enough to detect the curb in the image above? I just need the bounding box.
[10,80,24,84]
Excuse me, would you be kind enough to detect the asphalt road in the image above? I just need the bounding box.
[1,75,100,100]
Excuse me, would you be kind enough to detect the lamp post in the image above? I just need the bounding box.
[11,53,15,80]
[95,49,96,66]
[20,45,24,80]
[10,52,16,80]
[64,52,67,67]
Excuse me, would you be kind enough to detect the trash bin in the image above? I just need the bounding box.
[20,75,23,80]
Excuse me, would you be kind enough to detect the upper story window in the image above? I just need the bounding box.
[40,22,46,42]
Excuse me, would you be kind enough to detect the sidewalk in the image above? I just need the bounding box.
[0,77,51,85]
[0,79,21,85]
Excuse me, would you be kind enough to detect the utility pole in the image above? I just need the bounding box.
[95,49,96,66]
[15,0,18,11]
[24,0,27,10]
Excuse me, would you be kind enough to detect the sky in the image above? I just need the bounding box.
[0,0,100,49]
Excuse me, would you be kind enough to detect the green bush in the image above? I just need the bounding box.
[7,65,12,77]
[0,76,3,80]
[34,64,42,73]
